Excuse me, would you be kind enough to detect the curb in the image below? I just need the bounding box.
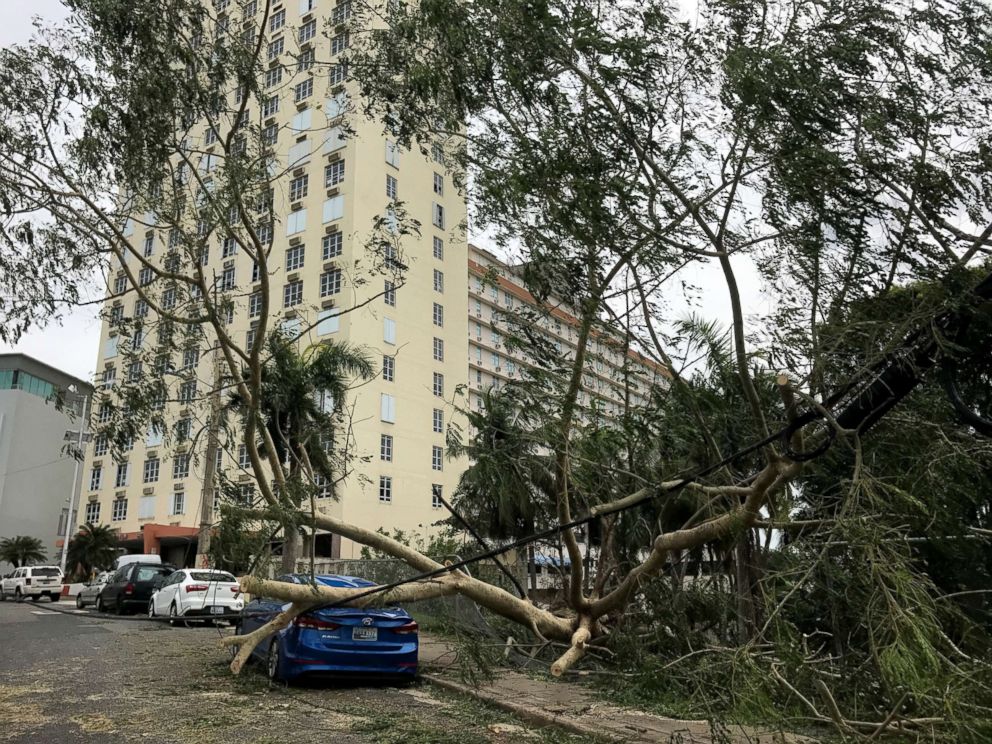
[422,672,619,742]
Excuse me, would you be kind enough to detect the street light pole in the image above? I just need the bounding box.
[60,391,89,576]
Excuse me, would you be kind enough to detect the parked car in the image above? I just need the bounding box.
[96,562,175,614]
[75,571,112,608]
[0,565,64,602]
[148,568,243,625]
[237,574,419,683]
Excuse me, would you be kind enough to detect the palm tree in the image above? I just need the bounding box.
[66,524,118,580]
[0,536,47,568]
[228,334,375,572]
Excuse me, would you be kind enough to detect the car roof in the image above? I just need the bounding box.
[285,574,376,589]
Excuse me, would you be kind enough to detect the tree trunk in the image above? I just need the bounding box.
[280,528,300,574]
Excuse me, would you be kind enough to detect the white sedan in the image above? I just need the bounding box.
[148,569,243,625]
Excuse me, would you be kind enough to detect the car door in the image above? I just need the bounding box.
[157,571,182,614]
[103,568,127,609]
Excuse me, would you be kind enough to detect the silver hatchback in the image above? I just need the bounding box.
[75,572,111,608]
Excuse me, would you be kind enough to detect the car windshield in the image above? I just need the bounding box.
[135,566,172,582]
[188,571,236,582]
[31,568,61,577]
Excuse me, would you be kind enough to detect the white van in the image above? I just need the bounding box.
[114,554,162,570]
[0,566,64,602]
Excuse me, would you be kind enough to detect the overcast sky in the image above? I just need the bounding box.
[0,1,766,384]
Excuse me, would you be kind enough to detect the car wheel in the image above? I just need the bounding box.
[76,594,84,609]
[114,595,126,615]
[266,638,284,682]
[0,587,6,602]
[96,595,105,613]
[32,594,41,602]
[14,588,22,602]
[169,602,187,628]
[147,600,156,619]
[50,592,60,602]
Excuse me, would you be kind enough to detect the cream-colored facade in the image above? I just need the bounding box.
[467,246,669,418]
[79,0,468,562]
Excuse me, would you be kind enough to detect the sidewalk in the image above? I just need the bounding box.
[419,635,812,744]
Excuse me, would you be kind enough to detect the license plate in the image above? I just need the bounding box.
[352,627,377,641]
[210,606,225,615]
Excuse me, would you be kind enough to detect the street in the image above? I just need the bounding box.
[0,599,586,743]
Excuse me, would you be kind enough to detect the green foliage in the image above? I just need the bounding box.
[66,523,118,579]
[0,535,47,568]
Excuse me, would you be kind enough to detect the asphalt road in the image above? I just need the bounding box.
[0,599,585,744]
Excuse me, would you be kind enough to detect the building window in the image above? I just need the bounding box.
[114,462,129,488]
[267,37,284,59]
[138,266,154,286]
[134,298,149,318]
[294,77,313,102]
[384,281,396,307]
[433,173,443,195]
[432,484,443,509]
[284,280,303,307]
[378,475,392,503]
[325,160,345,187]
[248,292,262,318]
[432,408,443,433]
[269,7,285,31]
[173,453,190,480]
[113,275,127,295]
[143,458,160,483]
[171,492,185,516]
[127,361,142,383]
[433,337,444,362]
[332,0,352,24]
[433,269,444,293]
[432,236,444,260]
[432,142,445,164]
[179,380,197,403]
[112,497,127,522]
[432,445,443,471]
[262,94,280,118]
[89,465,103,491]
[322,232,343,259]
[432,203,445,229]
[432,302,443,327]
[320,269,342,297]
[314,473,331,498]
[382,355,395,382]
[142,232,154,256]
[289,174,309,202]
[385,174,397,200]
[93,434,109,457]
[383,317,396,345]
[329,62,347,85]
[220,236,236,258]
[385,139,399,168]
[220,265,236,291]
[139,495,155,519]
[286,244,305,272]
[238,444,250,469]
[85,501,100,524]
[299,18,317,43]
[330,30,348,53]
[297,47,315,72]
[380,434,393,461]
[433,372,444,398]
[265,65,282,88]
[380,393,395,423]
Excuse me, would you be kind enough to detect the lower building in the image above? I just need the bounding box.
[0,354,93,572]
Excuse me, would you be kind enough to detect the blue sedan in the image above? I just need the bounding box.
[238,574,419,683]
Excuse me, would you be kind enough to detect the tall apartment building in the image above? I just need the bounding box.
[0,354,93,572]
[79,0,468,563]
[467,246,669,417]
